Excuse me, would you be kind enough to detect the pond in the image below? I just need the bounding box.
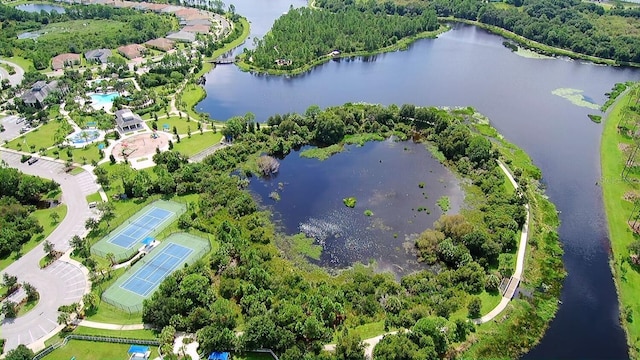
[249,140,464,276]
[199,1,640,356]
[16,3,65,13]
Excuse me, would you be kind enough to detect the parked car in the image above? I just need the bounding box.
[27,157,38,165]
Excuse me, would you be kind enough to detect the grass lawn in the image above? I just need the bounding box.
[17,298,38,316]
[150,116,196,135]
[172,131,222,157]
[181,83,206,120]
[0,205,67,271]
[601,84,640,359]
[45,144,105,165]
[5,120,65,152]
[41,339,158,360]
[4,56,34,71]
[86,192,102,203]
[45,327,158,347]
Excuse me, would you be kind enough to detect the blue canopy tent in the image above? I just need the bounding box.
[141,236,154,246]
[208,352,230,360]
[128,345,150,359]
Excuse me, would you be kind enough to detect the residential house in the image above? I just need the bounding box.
[85,49,112,64]
[117,44,145,59]
[166,31,196,43]
[144,38,175,52]
[182,24,210,34]
[51,53,80,70]
[115,109,144,133]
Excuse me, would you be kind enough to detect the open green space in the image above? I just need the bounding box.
[40,339,158,360]
[151,116,195,135]
[172,131,223,156]
[86,192,102,203]
[45,143,105,165]
[601,84,640,359]
[5,120,65,152]
[181,84,207,121]
[0,204,67,271]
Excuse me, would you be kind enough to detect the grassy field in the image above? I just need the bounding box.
[86,192,102,203]
[41,339,158,360]
[601,84,640,359]
[5,120,65,152]
[39,20,128,42]
[181,84,207,121]
[149,116,195,135]
[172,131,222,156]
[45,327,159,347]
[45,143,105,165]
[0,205,67,271]
[4,56,34,71]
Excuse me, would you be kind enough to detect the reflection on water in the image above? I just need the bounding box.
[249,140,464,276]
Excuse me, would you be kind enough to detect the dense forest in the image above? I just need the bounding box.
[0,166,58,257]
[0,4,174,69]
[242,5,438,71]
[307,0,640,64]
[115,103,565,359]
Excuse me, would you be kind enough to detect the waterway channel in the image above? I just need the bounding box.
[199,1,640,358]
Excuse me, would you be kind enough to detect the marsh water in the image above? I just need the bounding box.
[249,140,464,275]
[200,0,640,358]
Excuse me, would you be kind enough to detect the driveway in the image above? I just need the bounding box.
[0,60,25,87]
[0,150,97,352]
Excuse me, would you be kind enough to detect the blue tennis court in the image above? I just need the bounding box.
[108,207,174,249]
[120,243,193,297]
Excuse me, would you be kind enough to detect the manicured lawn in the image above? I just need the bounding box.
[150,116,197,135]
[86,192,102,203]
[5,120,65,152]
[72,326,158,339]
[0,205,67,271]
[172,131,222,157]
[45,144,105,165]
[41,339,158,360]
[5,56,34,71]
[17,298,38,316]
[181,83,206,120]
[601,84,640,358]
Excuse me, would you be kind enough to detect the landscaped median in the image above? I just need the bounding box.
[601,83,640,359]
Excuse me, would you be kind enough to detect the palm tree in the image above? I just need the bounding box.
[57,311,71,327]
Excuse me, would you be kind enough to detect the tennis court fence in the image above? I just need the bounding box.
[101,232,211,314]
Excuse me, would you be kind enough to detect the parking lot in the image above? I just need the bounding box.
[0,115,27,142]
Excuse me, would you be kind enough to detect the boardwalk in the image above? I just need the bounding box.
[188,141,230,163]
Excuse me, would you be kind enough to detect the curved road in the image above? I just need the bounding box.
[0,60,25,87]
[0,150,96,352]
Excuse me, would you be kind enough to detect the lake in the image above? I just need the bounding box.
[200,1,640,358]
[249,140,464,276]
[16,3,65,13]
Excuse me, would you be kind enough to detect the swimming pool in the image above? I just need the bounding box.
[89,92,119,111]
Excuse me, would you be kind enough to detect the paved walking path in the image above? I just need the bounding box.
[475,160,530,324]
[77,320,146,330]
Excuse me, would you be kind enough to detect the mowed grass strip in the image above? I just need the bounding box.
[172,131,222,157]
[41,339,158,360]
[601,85,640,358]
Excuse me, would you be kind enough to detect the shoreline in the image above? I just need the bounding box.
[235,24,450,76]
[600,82,640,360]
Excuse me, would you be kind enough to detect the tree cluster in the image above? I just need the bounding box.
[244,5,438,71]
[0,167,57,257]
[429,0,640,63]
